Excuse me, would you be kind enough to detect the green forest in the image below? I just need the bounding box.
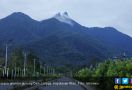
[74,58,132,90]
[0,48,132,90]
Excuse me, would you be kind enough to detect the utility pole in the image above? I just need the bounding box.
[7,68,9,77]
[23,52,27,77]
[4,44,8,77]
[4,40,13,78]
[5,44,8,70]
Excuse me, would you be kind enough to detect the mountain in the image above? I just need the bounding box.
[0,12,40,45]
[0,12,132,66]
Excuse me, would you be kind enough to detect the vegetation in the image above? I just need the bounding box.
[74,58,132,90]
[0,48,57,79]
[1,46,132,90]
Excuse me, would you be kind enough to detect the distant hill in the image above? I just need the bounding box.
[0,12,132,66]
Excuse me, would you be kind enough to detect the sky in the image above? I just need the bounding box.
[0,0,132,36]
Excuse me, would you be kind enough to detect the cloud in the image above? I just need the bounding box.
[0,0,132,36]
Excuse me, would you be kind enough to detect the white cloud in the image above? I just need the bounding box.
[0,0,132,36]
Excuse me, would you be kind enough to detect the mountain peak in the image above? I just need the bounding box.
[10,12,29,17]
[4,12,34,22]
[12,12,26,15]
[55,12,69,17]
[54,12,74,26]
[64,12,68,16]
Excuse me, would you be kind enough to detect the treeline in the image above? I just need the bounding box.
[74,58,132,90]
[0,48,56,78]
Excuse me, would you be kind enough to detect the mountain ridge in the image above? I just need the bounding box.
[0,12,132,66]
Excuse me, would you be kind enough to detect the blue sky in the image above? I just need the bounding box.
[0,0,132,36]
